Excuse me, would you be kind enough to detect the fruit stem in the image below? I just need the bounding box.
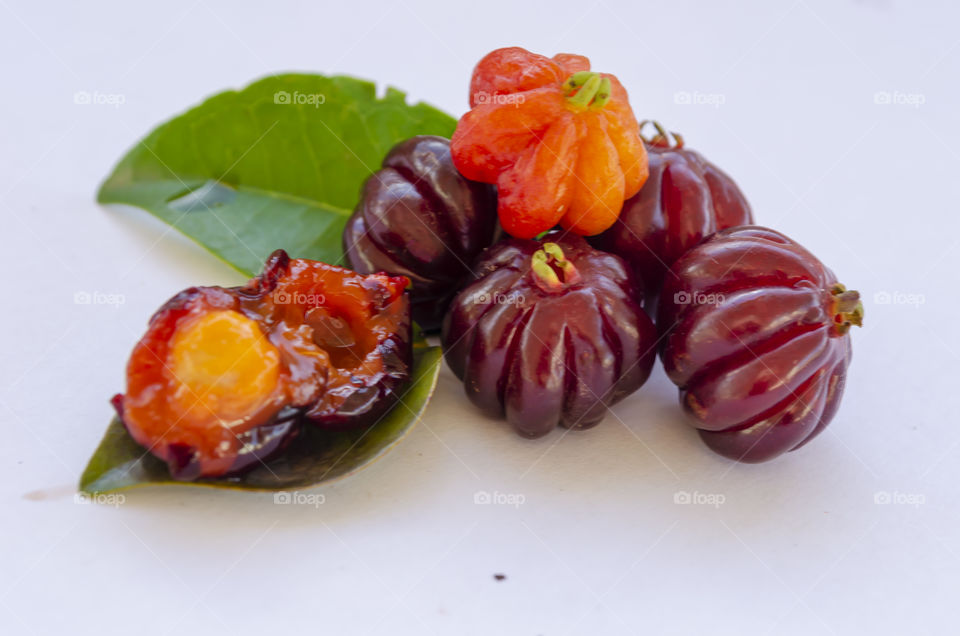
[639,120,684,148]
[531,251,561,287]
[563,72,612,109]
[831,284,864,334]
[531,243,581,290]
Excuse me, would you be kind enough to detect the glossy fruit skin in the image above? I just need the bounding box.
[112,394,302,482]
[442,234,657,438]
[250,250,412,429]
[116,250,411,480]
[657,226,861,463]
[451,47,648,239]
[592,129,752,294]
[344,136,498,331]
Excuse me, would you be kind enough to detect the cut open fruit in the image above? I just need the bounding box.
[116,250,412,480]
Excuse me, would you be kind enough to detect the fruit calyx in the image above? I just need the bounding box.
[563,71,612,109]
[531,242,581,290]
[639,120,685,149]
[830,284,864,334]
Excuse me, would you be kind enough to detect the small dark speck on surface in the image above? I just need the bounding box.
[493,573,506,581]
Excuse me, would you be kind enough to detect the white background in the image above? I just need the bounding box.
[2,0,957,634]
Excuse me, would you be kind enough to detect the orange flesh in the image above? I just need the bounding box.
[168,310,280,427]
[119,255,411,479]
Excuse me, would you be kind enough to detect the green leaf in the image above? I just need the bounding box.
[98,74,458,275]
[79,340,442,494]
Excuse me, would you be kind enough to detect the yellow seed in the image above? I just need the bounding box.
[169,310,279,425]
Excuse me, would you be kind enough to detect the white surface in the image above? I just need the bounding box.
[2,0,958,634]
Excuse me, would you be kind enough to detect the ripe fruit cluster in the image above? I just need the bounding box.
[118,45,863,481]
[348,46,863,463]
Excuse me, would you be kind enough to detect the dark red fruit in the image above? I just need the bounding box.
[344,135,499,331]
[117,250,411,480]
[592,122,753,294]
[442,234,657,438]
[657,226,862,463]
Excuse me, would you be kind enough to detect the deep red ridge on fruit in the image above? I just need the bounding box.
[657,226,861,463]
[343,135,498,331]
[442,233,657,438]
